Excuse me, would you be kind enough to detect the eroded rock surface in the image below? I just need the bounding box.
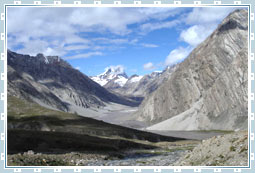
[174,131,248,166]
[136,9,248,131]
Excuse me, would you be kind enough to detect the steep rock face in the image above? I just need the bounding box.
[136,9,248,130]
[8,51,137,114]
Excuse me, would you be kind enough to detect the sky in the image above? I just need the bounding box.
[7,7,242,76]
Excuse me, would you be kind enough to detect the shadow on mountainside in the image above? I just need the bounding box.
[7,129,157,154]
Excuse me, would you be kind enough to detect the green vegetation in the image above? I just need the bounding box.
[230,146,236,152]
[7,96,187,166]
[192,130,233,134]
[8,96,78,119]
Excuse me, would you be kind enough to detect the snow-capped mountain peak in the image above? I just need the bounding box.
[91,65,128,86]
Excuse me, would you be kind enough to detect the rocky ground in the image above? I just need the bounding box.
[174,131,248,166]
[8,131,248,166]
[8,140,198,166]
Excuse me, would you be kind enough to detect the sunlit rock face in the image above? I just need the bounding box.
[136,9,248,131]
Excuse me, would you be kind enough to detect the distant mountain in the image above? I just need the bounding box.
[91,66,129,90]
[7,50,138,115]
[110,66,176,98]
[91,65,177,98]
[135,9,248,131]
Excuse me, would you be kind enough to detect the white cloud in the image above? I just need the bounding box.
[70,7,181,35]
[64,52,103,60]
[15,39,66,56]
[130,39,139,44]
[93,38,129,44]
[141,43,159,48]
[64,44,90,51]
[143,62,155,70]
[185,7,239,25]
[180,24,216,47]
[137,7,184,21]
[105,65,125,74]
[75,66,81,70]
[178,7,239,47]
[165,46,192,66]
[140,20,180,33]
[105,65,125,70]
[7,7,183,57]
[163,7,240,67]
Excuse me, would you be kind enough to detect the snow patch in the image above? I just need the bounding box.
[91,76,108,86]
[44,57,49,64]
[114,76,128,87]
[129,76,143,83]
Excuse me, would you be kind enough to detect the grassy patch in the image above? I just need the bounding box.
[191,130,233,134]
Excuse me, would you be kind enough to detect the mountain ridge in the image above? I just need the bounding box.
[135,9,248,131]
[7,50,139,115]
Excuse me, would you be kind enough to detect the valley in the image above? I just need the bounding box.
[7,96,196,166]
[6,8,248,166]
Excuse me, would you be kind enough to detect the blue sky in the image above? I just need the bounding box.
[7,7,242,76]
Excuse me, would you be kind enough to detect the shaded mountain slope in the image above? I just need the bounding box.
[8,50,138,114]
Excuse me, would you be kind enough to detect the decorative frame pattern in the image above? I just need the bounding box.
[0,0,254,173]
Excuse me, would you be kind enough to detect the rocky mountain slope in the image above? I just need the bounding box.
[7,50,138,115]
[174,131,248,166]
[120,66,177,97]
[135,9,248,131]
[106,66,176,98]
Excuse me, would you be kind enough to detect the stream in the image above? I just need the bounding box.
[78,149,186,166]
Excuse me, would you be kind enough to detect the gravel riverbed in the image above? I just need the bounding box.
[8,140,197,166]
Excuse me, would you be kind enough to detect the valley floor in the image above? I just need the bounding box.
[8,139,199,166]
[7,96,248,166]
[79,102,230,140]
[8,131,248,166]
[92,103,147,128]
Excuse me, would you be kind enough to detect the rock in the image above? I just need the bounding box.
[135,9,248,131]
[26,150,34,155]
[174,131,248,166]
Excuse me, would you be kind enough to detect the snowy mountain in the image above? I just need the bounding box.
[91,65,174,98]
[91,65,129,88]
[115,70,171,97]
[128,75,144,83]
[105,69,174,98]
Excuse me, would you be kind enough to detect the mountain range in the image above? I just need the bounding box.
[7,50,139,116]
[7,9,248,132]
[90,65,177,98]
